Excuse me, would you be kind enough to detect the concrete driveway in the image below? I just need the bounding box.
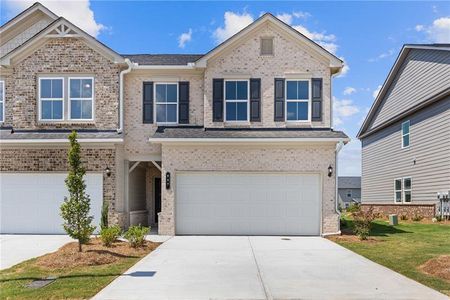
[0,235,73,270]
[93,236,447,300]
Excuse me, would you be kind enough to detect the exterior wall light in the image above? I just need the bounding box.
[166,172,171,189]
[328,165,333,177]
[105,166,111,177]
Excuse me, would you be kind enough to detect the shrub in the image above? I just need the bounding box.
[400,214,408,221]
[124,225,149,248]
[346,203,360,213]
[100,225,121,247]
[435,215,443,222]
[412,214,423,222]
[351,206,375,240]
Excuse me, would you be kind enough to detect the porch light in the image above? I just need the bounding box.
[105,166,111,177]
[166,172,171,189]
[327,165,333,177]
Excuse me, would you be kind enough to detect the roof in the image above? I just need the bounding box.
[0,128,123,143]
[0,2,57,32]
[338,176,361,189]
[151,126,349,140]
[358,44,450,139]
[123,54,204,66]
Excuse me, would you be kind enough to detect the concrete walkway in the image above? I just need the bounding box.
[93,236,448,300]
[0,235,74,270]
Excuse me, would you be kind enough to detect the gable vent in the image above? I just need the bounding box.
[260,37,274,56]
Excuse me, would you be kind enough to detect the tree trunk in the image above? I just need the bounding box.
[78,240,82,252]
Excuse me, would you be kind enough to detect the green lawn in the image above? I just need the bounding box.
[334,216,450,296]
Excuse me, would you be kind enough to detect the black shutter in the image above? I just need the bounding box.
[143,82,153,124]
[250,78,261,122]
[274,78,285,121]
[212,79,224,122]
[178,81,189,124]
[311,78,323,121]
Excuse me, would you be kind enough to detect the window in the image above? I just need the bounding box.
[155,83,177,123]
[286,80,310,122]
[0,80,4,122]
[347,190,352,198]
[225,80,248,121]
[69,78,93,120]
[402,120,410,148]
[260,37,274,55]
[39,78,63,120]
[394,177,412,203]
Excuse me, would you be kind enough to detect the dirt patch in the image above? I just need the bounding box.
[419,255,450,283]
[327,234,381,243]
[36,238,160,269]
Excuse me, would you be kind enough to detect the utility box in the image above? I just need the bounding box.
[389,214,398,226]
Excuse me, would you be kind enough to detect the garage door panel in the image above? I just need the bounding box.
[1,173,103,234]
[176,173,321,235]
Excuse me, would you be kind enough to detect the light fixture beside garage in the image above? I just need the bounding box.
[328,165,333,177]
[105,166,111,177]
[166,172,171,189]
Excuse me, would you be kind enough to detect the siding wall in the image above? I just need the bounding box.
[361,97,450,204]
[368,49,450,130]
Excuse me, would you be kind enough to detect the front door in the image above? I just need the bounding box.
[154,178,161,223]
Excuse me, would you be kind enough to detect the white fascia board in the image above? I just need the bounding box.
[133,64,196,70]
[0,138,124,144]
[148,137,350,144]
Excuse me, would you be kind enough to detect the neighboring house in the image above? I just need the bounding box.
[0,3,349,236]
[338,176,361,209]
[358,44,450,218]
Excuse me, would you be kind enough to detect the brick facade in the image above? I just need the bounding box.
[361,203,437,219]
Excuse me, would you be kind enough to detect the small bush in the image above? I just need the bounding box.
[400,214,408,221]
[351,206,375,240]
[412,214,423,222]
[124,225,149,248]
[100,225,121,247]
[346,203,360,213]
[435,215,443,222]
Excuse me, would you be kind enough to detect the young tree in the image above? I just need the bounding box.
[60,131,96,252]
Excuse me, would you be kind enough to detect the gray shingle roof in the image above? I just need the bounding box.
[0,129,123,140]
[152,127,349,139]
[338,176,361,189]
[122,54,204,65]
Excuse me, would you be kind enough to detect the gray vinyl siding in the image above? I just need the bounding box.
[368,49,450,130]
[361,97,450,204]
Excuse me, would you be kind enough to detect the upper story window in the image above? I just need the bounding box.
[394,177,412,203]
[260,37,274,55]
[0,80,4,122]
[39,78,64,120]
[402,120,410,148]
[69,78,94,120]
[225,80,249,122]
[286,80,310,122]
[155,83,178,124]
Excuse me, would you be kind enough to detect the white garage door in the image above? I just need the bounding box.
[176,172,321,235]
[0,173,103,234]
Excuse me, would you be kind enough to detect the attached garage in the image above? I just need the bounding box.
[0,173,103,234]
[175,172,321,235]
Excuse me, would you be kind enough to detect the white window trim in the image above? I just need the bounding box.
[68,77,95,121]
[401,120,410,149]
[285,79,312,123]
[393,177,412,204]
[154,82,178,125]
[403,177,412,203]
[38,77,64,121]
[0,80,4,123]
[224,79,250,122]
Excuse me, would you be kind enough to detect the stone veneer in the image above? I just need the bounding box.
[361,203,437,218]
[159,143,339,235]
[2,38,122,129]
[0,146,125,226]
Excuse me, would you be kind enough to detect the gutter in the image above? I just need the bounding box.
[148,137,351,144]
[0,138,124,144]
[117,58,133,133]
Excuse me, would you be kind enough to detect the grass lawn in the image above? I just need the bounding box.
[331,215,450,296]
[0,239,160,300]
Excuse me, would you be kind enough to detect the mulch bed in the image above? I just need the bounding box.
[327,234,381,243]
[36,238,160,269]
[419,255,450,283]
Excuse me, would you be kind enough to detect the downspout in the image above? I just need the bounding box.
[335,140,345,232]
[117,59,133,133]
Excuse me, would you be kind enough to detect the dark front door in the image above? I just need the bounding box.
[154,178,161,223]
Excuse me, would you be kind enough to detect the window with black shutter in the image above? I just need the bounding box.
[143,82,153,123]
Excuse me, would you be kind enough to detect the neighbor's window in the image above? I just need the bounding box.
[39,78,63,120]
[403,177,412,203]
[225,80,248,121]
[394,179,402,203]
[69,78,93,120]
[286,80,310,121]
[394,177,412,203]
[402,120,410,148]
[155,83,178,123]
[347,190,352,198]
[0,80,4,122]
[260,37,274,55]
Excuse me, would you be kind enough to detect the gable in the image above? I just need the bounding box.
[359,46,450,138]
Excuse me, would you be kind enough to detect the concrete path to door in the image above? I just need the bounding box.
[0,235,74,270]
[93,236,448,300]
